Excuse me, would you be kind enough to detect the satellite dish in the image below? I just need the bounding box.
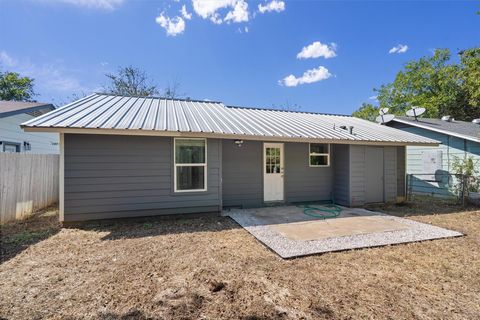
[406,106,426,120]
[376,114,395,124]
[379,107,389,115]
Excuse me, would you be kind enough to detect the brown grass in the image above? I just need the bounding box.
[1,198,479,319]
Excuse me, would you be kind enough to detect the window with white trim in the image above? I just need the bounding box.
[174,138,207,192]
[309,143,330,167]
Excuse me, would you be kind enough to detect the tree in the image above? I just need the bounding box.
[163,79,186,99]
[353,48,480,121]
[103,66,159,97]
[0,71,36,101]
[460,48,480,107]
[272,99,301,112]
[352,103,378,122]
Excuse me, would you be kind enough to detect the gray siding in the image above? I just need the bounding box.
[349,145,366,206]
[64,134,221,221]
[332,144,350,206]
[284,142,333,203]
[222,140,263,208]
[384,147,397,202]
[396,146,406,198]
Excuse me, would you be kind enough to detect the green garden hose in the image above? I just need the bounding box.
[296,202,342,220]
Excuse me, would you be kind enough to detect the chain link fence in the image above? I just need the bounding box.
[407,173,480,206]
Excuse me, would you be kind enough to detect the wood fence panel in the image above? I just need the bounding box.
[0,153,59,223]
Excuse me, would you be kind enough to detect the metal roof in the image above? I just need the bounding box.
[0,100,54,118]
[21,93,438,145]
[392,116,480,143]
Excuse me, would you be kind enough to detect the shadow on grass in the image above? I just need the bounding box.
[365,195,478,217]
[69,213,242,241]
[1,206,61,264]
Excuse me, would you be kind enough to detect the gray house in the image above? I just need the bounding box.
[22,93,437,222]
[388,116,480,197]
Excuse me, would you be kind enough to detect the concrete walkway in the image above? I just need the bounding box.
[225,205,462,258]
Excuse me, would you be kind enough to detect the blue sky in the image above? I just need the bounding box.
[0,0,479,114]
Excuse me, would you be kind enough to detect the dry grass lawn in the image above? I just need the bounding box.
[1,198,479,319]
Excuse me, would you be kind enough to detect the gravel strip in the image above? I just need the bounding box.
[226,208,463,258]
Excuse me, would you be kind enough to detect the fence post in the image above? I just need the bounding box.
[407,174,412,201]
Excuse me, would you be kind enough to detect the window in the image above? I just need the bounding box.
[265,147,281,174]
[174,138,207,192]
[309,143,330,167]
[2,141,21,153]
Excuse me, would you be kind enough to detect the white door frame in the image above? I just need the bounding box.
[263,142,285,202]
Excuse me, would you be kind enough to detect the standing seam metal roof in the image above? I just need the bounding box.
[21,93,438,144]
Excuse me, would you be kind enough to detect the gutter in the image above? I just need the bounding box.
[21,126,440,147]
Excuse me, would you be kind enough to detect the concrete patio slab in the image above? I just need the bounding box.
[225,205,463,258]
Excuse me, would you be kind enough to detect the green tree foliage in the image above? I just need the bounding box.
[461,48,480,107]
[0,71,36,101]
[103,66,159,97]
[353,48,480,121]
[352,103,379,121]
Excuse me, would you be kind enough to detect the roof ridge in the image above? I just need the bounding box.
[93,92,223,104]
[396,116,475,124]
[226,105,351,117]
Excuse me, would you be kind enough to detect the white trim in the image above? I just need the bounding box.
[392,118,479,143]
[173,138,208,193]
[263,142,285,202]
[309,143,330,167]
[22,127,439,147]
[59,133,64,222]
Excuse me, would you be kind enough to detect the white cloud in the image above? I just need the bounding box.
[155,13,186,36]
[180,4,192,20]
[0,50,17,68]
[279,66,332,87]
[297,41,337,60]
[258,0,285,13]
[43,0,123,10]
[369,95,378,101]
[389,44,408,54]
[192,0,248,24]
[0,50,89,93]
[224,0,249,23]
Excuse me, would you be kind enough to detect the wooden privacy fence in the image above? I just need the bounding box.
[0,153,59,223]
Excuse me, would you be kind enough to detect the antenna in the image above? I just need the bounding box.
[376,114,395,124]
[375,107,395,125]
[405,106,426,121]
[379,107,389,115]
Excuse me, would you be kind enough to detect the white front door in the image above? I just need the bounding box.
[264,143,284,202]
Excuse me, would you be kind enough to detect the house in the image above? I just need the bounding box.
[21,93,437,222]
[0,100,59,153]
[388,116,480,196]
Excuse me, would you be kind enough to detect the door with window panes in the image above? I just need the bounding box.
[263,143,284,202]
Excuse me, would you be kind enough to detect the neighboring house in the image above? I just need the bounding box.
[22,93,437,222]
[388,116,480,196]
[0,100,59,153]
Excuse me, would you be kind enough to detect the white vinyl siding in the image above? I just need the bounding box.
[0,113,59,154]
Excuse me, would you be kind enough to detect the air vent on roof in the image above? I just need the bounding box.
[441,115,453,122]
[472,118,480,124]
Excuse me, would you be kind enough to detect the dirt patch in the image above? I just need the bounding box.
[1,199,479,319]
[1,206,61,263]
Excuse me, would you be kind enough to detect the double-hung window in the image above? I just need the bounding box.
[174,138,207,192]
[309,143,330,167]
